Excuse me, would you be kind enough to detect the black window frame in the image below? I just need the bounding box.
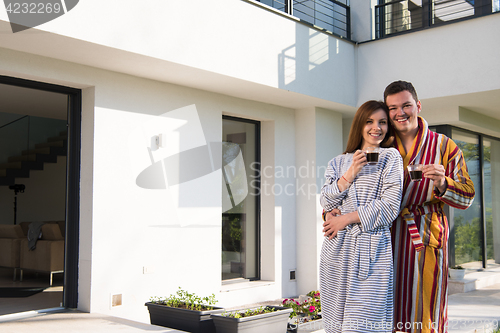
[432,124,498,269]
[0,75,81,308]
[222,115,261,281]
[375,0,497,39]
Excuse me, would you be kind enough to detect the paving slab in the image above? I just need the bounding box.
[0,309,184,333]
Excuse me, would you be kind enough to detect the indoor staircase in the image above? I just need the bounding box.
[0,131,67,186]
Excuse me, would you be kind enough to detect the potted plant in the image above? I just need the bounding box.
[145,287,224,333]
[211,305,292,333]
[283,290,322,333]
[449,265,466,280]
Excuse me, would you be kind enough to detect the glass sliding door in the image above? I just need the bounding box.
[222,116,260,281]
[450,129,482,269]
[484,137,500,266]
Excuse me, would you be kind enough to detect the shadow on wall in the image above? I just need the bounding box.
[278,23,353,104]
[131,105,252,229]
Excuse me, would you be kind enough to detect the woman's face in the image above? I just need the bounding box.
[361,108,388,150]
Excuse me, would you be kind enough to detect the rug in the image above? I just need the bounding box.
[0,287,46,298]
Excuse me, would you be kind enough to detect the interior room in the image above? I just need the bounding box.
[0,82,68,315]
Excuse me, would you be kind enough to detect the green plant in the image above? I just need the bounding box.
[222,306,278,318]
[150,287,218,311]
[450,265,464,269]
[282,290,321,322]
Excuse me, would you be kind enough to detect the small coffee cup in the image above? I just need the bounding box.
[364,147,380,165]
[407,164,424,182]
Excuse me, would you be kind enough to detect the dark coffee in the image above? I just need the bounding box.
[366,152,379,164]
[409,170,423,181]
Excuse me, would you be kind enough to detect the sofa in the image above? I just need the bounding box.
[0,224,25,280]
[0,221,65,286]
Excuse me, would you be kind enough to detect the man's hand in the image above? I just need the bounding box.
[323,209,344,240]
[423,164,447,194]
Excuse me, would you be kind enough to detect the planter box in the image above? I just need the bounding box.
[145,302,224,333]
[449,268,465,280]
[297,318,323,332]
[211,306,292,333]
[287,318,323,333]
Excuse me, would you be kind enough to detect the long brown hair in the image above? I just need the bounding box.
[344,100,394,154]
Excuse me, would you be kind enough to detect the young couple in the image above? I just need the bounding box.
[319,81,475,333]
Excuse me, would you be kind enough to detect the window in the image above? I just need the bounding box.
[375,0,496,39]
[483,137,500,267]
[450,129,482,269]
[258,0,287,12]
[432,125,500,269]
[222,116,260,281]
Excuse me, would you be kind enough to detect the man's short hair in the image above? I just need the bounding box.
[384,80,419,104]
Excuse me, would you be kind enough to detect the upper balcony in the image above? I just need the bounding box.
[252,0,499,42]
[375,0,500,39]
[254,0,351,40]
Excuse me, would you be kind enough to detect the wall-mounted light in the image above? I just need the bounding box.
[155,134,165,148]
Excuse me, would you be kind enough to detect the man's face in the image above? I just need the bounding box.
[386,90,421,135]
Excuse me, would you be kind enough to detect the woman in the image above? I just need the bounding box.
[319,100,403,333]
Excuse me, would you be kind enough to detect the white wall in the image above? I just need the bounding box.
[88,76,297,322]
[357,14,500,105]
[0,156,66,225]
[350,0,379,42]
[0,0,496,324]
[0,45,340,323]
[295,107,343,296]
[314,108,343,292]
[295,107,316,296]
[0,0,358,109]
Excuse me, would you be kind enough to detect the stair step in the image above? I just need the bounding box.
[8,154,37,163]
[48,135,67,142]
[22,147,51,155]
[22,161,44,171]
[6,169,30,178]
[0,177,15,186]
[0,161,44,175]
[0,162,22,169]
[22,146,66,158]
[35,141,64,149]
[1,132,67,187]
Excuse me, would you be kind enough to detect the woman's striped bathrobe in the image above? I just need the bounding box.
[320,148,403,333]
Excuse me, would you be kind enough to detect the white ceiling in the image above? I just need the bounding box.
[422,89,500,121]
[0,83,67,126]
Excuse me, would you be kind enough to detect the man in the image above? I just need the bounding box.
[323,81,475,333]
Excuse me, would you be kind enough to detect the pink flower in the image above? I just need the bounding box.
[295,301,300,305]
[315,292,320,297]
[309,305,316,312]
[282,299,288,304]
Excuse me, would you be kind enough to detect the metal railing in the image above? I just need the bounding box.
[375,0,498,39]
[256,0,351,39]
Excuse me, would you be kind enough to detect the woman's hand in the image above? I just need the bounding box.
[323,210,358,240]
[344,150,367,182]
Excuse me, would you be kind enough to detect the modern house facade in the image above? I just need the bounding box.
[0,0,499,325]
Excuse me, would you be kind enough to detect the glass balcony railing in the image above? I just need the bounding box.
[0,114,67,165]
[256,0,351,39]
[375,0,499,39]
